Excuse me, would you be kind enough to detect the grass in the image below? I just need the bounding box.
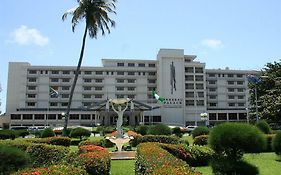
[181,135,193,145]
[110,160,135,175]
[195,152,281,175]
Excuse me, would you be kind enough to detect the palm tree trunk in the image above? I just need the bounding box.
[63,25,88,136]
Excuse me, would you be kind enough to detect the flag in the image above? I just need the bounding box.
[50,87,59,98]
[152,90,165,103]
[247,74,261,84]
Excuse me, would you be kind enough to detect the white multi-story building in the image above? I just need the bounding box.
[5,49,257,127]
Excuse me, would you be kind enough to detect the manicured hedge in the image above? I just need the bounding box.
[24,137,71,147]
[12,165,88,175]
[26,144,69,167]
[272,131,281,156]
[40,128,55,138]
[265,134,275,152]
[136,142,200,175]
[191,126,209,138]
[130,135,180,147]
[0,140,33,151]
[256,120,272,134]
[185,145,215,166]
[70,127,91,140]
[147,124,172,135]
[78,140,103,147]
[193,135,209,146]
[0,129,16,140]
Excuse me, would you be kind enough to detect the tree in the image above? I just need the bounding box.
[70,127,91,141]
[62,0,116,135]
[248,60,281,123]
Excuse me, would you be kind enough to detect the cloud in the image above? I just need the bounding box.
[10,25,49,46]
[201,39,223,49]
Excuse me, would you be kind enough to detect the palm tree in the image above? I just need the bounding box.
[62,0,116,136]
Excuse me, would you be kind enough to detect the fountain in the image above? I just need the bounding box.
[106,98,133,152]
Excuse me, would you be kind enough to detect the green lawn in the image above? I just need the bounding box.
[110,160,135,175]
[195,152,281,175]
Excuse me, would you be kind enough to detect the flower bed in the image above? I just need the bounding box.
[135,142,201,175]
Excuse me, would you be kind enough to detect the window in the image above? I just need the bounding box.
[96,71,103,75]
[196,100,204,106]
[228,81,235,85]
[50,102,58,106]
[62,78,70,82]
[238,103,245,107]
[209,95,217,99]
[11,114,21,120]
[23,114,33,120]
[84,71,92,75]
[228,88,235,92]
[148,72,156,76]
[138,63,145,67]
[117,63,124,67]
[27,86,36,90]
[236,74,243,78]
[62,70,70,74]
[185,67,193,73]
[148,79,156,84]
[195,75,204,81]
[208,74,216,77]
[83,102,91,107]
[28,70,37,74]
[84,79,92,83]
[152,116,161,122]
[94,94,103,98]
[228,74,234,77]
[209,88,216,92]
[61,94,69,98]
[229,103,235,107]
[128,63,135,67]
[61,102,68,106]
[228,95,235,99]
[185,75,194,81]
[27,94,36,98]
[81,114,91,120]
[117,71,124,75]
[237,88,244,92]
[116,79,125,83]
[95,79,103,83]
[218,113,227,120]
[197,91,204,97]
[186,100,194,106]
[95,87,103,91]
[51,70,59,74]
[209,80,216,85]
[128,94,135,99]
[83,94,92,98]
[185,92,194,98]
[128,87,135,91]
[51,78,59,82]
[28,78,37,82]
[27,102,36,106]
[70,114,79,120]
[195,67,203,73]
[229,113,237,120]
[62,86,70,90]
[185,83,194,89]
[116,94,124,98]
[237,81,244,85]
[196,83,204,89]
[128,71,135,75]
[209,113,216,120]
[148,87,156,91]
[149,63,156,67]
[238,95,244,99]
[209,103,217,107]
[34,114,44,120]
[116,87,124,91]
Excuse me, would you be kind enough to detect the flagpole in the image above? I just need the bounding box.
[47,88,49,127]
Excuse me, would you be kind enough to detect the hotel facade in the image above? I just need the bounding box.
[6,49,257,127]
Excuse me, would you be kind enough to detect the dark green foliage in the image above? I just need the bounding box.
[130,135,180,147]
[0,145,30,175]
[265,134,275,152]
[272,131,281,155]
[172,127,183,137]
[70,127,91,141]
[193,135,208,146]
[101,138,115,148]
[0,129,16,140]
[147,124,172,135]
[26,144,69,167]
[185,145,215,167]
[0,140,33,151]
[192,126,209,138]
[256,120,272,134]
[96,126,115,136]
[40,128,55,138]
[135,125,149,135]
[209,123,265,175]
[45,137,71,146]
[78,140,103,147]
[15,129,30,138]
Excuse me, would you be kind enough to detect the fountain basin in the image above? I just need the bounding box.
[106,136,133,152]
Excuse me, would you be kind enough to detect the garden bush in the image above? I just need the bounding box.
[0,140,33,151]
[193,135,208,146]
[130,134,180,147]
[209,122,266,175]
[101,138,115,148]
[185,145,215,166]
[12,164,88,175]
[147,124,172,135]
[45,136,71,146]
[191,126,209,138]
[70,127,91,141]
[78,139,103,147]
[0,129,16,140]
[15,129,30,138]
[40,128,55,138]
[265,134,275,152]
[26,144,69,167]
[172,127,183,137]
[135,142,199,175]
[135,125,149,135]
[0,145,30,175]
[272,131,281,156]
[256,120,272,134]
[160,143,192,161]
[78,145,111,175]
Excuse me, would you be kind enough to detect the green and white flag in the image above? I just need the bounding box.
[152,90,165,103]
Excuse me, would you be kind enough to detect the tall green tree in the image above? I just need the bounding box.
[62,0,116,135]
[249,60,281,123]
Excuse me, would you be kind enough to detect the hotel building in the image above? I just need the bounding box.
[5,49,256,127]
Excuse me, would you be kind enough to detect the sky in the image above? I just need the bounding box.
[0,0,281,114]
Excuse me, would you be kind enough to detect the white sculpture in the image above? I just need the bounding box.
[111,99,129,138]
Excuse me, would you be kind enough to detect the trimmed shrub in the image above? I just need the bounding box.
[0,140,33,151]
[0,145,30,175]
[101,138,115,148]
[160,143,192,161]
[265,134,275,152]
[78,145,111,175]
[0,129,16,140]
[272,131,281,155]
[78,139,103,147]
[185,145,215,166]
[147,124,172,135]
[15,130,30,138]
[209,123,266,175]
[172,127,183,137]
[70,127,91,141]
[256,120,272,134]
[45,136,71,146]
[193,135,208,146]
[26,144,69,167]
[135,125,149,135]
[192,126,209,138]
[12,165,88,175]
[40,128,55,138]
[135,142,199,175]
[130,135,180,147]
